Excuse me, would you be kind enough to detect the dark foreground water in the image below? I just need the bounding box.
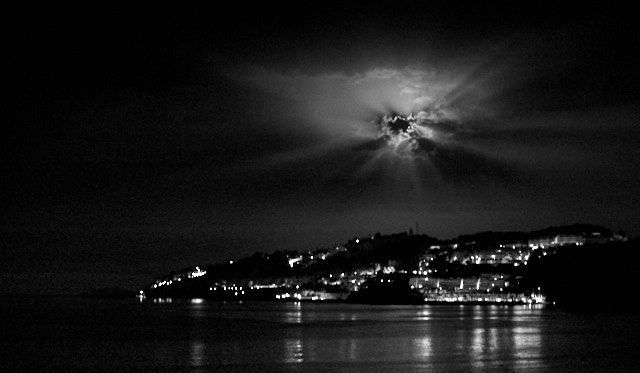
[2,297,640,372]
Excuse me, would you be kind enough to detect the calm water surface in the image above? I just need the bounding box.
[2,297,640,372]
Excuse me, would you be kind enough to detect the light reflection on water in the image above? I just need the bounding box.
[188,300,207,319]
[513,326,543,370]
[412,335,432,360]
[250,303,547,369]
[417,307,431,321]
[179,302,552,370]
[189,340,206,367]
[283,301,303,324]
[6,298,640,372]
[263,303,546,370]
[284,337,304,363]
[212,303,544,371]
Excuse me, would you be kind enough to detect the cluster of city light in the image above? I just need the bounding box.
[423,293,546,304]
[153,279,174,288]
[211,285,244,292]
[414,269,435,275]
[288,256,303,268]
[275,291,331,301]
[209,285,246,297]
[188,266,206,278]
[413,274,516,293]
[320,269,375,288]
[210,282,283,291]
[141,228,567,306]
[276,293,303,300]
[151,266,206,289]
[282,248,343,270]
[436,250,532,266]
[152,298,173,303]
[251,284,279,289]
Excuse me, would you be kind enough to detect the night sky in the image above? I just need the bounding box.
[3,2,639,294]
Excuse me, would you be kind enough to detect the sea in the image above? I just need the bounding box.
[2,297,640,372]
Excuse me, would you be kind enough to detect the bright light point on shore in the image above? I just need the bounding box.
[191,298,204,304]
[189,267,206,278]
[288,257,302,267]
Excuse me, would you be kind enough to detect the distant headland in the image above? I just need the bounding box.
[140,224,637,308]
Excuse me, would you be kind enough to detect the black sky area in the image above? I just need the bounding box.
[2,2,639,294]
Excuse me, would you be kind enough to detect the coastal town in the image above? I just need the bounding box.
[141,224,630,306]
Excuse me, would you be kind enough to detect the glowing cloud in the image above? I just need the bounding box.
[225,60,521,182]
[228,65,467,138]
